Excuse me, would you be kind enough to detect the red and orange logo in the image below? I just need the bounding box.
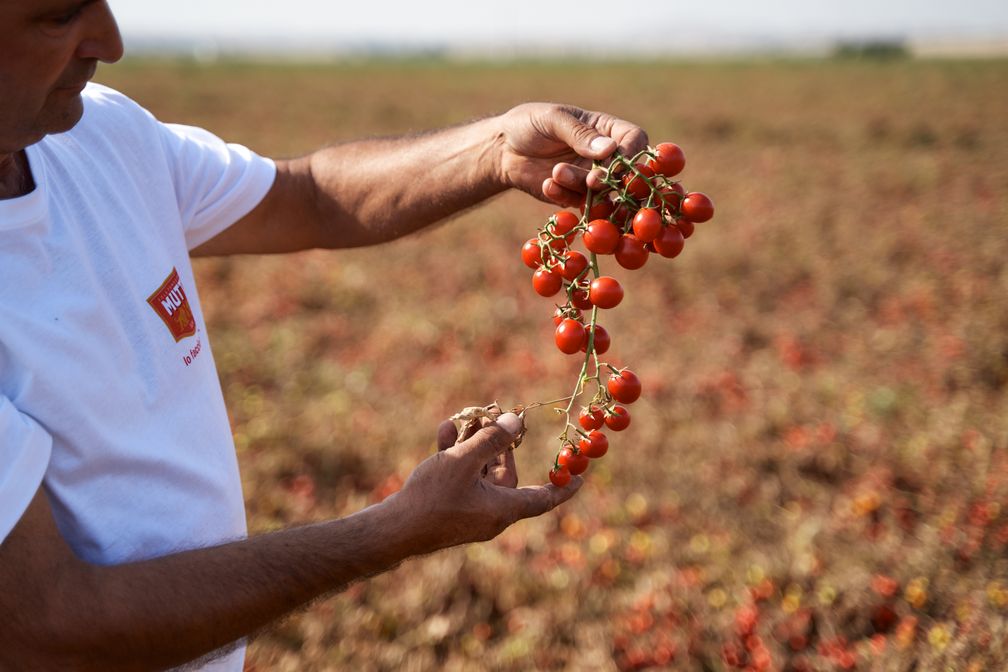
[147,267,197,342]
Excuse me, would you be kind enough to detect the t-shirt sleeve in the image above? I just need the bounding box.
[0,396,52,544]
[157,123,277,250]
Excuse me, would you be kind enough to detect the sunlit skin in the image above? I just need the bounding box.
[0,0,123,197]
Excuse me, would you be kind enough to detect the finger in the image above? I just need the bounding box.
[551,162,591,193]
[546,107,618,161]
[499,476,585,521]
[609,121,649,159]
[446,412,524,469]
[486,447,518,488]
[542,178,587,209]
[436,420,458,452]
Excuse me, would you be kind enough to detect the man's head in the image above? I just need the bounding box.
[0,0,123,155]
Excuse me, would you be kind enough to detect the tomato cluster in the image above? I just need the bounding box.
[520,142,715,485]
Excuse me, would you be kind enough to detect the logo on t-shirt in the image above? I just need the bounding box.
[147,267,197,342]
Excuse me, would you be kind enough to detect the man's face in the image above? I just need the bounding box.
[0,0,123,154]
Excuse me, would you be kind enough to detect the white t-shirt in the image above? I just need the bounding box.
[0,83,276,670]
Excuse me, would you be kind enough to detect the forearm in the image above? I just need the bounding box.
[300,115,507,248]
[17,501,412,672]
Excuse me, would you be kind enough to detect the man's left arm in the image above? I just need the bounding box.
[191,103,648,256]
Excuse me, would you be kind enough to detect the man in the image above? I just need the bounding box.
[0,1,648,669]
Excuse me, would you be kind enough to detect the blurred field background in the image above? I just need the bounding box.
[97,57,1007,671]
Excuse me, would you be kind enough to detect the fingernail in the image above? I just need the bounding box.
[590,136,615,154]
[556,165,575,184]
[497,412,523,435]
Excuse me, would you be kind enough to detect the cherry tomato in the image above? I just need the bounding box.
[631,208,662,242]
[560,250,589,282]
[656,182,686,210]
[579,430,609,458]
[583,219,620,255]
[570,284,593,310]
[549,465,571,487]
[521,239,543,269]
[581,198,615,221]
[647,142,686,177]
[681,192,714,223]
[558,446,590,475]
[548,211,579,245]
[652,225,685,259]
[615,234,649,270]
[578,406,605,431]
[675,217,695,239]
[622,163,655,200]
[581,324,610,354]
[589,276,623,309]
[553,306,583,326]
[555,318,586,355]
[611,204,633,228]
[608,369,642,404]
[532,266,563,297]
[605,406,631,431]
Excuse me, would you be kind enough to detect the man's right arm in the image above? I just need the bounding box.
[0,414,581,671]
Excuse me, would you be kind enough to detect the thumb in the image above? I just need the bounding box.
[547,109,617,160]
[450,412,524,469]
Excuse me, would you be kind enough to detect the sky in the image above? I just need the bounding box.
[111,0,1008,56]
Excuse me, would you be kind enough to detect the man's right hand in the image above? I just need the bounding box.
[381,412,583,556]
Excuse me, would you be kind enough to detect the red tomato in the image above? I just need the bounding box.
[622,163,655,200]
[675,217,695,239]
[681,192,714,223]
[521,238,543,269]
[548,210,580,245]
[532,266,563,297]
[611,204,633,227]
[555,318,586,354]
[549,465,571,487]
[578,406,605,431]
[558,446,590,475]
[570,284,593,310]
[581,198,615,221]
[615,234,649,270]
[605,406,631,431]
[589,276,623,309]
[632,208,662,242]
[656,182,686,210]
[583,219,620,254]
[581,324,610,354]
[560,250,589,282]
[647,142,686,177]
[579,430,609,458]
[652,225,685,259]
[553,306,583,326]
[608,369,642,404]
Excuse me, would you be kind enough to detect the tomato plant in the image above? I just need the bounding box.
[515,141,713,483]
